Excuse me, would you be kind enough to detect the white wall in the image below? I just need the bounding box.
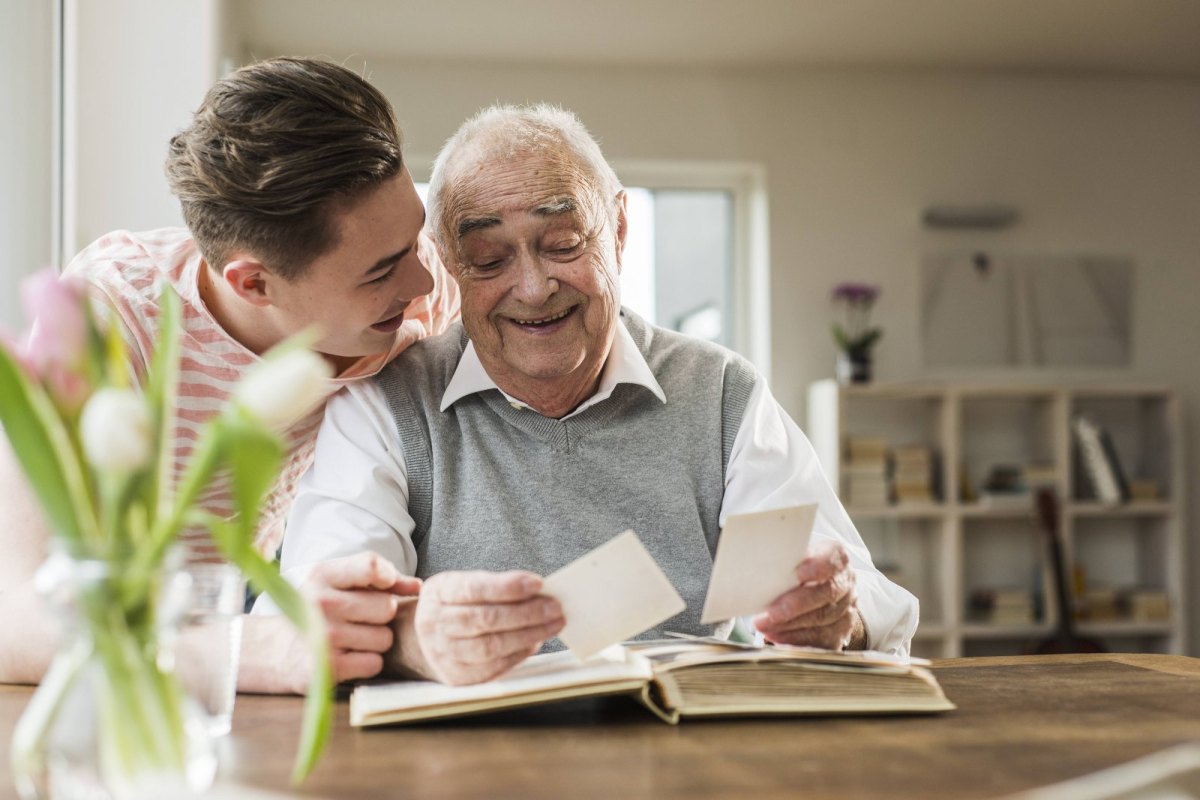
[0,1,55,329]
[331,58,1200,650]
[63,0,225,256]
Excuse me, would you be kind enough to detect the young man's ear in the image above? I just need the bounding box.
[221,260,273,307]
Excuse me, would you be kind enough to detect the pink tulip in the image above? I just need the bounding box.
[0,329,37,376]
[42,365,91,414]
[19,268,89,377]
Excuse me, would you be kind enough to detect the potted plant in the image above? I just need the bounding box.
[830,282,882,384]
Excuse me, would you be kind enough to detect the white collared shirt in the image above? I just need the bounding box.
[274,323,919,656]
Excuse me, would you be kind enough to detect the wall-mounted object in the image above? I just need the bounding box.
[922,204,1018,230]
[920,252,1133,368]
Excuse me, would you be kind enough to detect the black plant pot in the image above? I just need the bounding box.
[836,350,872,384]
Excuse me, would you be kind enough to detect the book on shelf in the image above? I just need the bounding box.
[1128,479,1162,502]
[894,487,934,505]
[1124,590,1171,622]
[977,490,1033,510]
[848,475,890,506]
[893,444,933,494]
[845,460,889,476]
[1077,589,1121,621]
[1072,415,1130,504]
[846,436,889,462]
[350,638,955,728]
[1021,464,1058,489]
[969,588,1035,625]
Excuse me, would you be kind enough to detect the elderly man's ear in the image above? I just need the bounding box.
[614,191,629,270]
[431,239,460,282]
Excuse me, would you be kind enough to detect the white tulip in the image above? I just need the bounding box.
[80,387,153,472]
[235,348,333,430]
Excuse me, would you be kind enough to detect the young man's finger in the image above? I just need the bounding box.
[315,551,404,592]
[327,621,395,653]
[389,575,423,596]
[331,650,386,683]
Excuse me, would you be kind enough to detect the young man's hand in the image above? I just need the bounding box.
[242,552,420,694]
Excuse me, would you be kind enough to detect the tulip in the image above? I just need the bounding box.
[20,268,89,377]
[234,348,333,430]
[43,366,90,415]
[0,330,36,376]
[80,388,153,472]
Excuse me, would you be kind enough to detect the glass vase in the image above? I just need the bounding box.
[10,551,217,800]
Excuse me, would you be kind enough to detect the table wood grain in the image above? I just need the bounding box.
[3,653,1199,799]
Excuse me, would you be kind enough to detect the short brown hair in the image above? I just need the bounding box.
[166,57,403,280]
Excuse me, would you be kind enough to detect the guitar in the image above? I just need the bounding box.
[1027,488,1104,655]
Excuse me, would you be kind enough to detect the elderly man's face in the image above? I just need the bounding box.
[444,151,626,404]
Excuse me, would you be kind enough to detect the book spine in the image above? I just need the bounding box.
[1097,427,1132,501]
[1073,416,1121,504]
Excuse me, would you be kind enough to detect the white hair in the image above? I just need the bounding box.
[426,103,623,247]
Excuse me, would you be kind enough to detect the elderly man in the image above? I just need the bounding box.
[276,104,917,686]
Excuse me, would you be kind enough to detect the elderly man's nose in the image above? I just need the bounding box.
[512,254,557,303]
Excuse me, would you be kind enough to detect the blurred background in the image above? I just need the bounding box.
[3,0,1198,658]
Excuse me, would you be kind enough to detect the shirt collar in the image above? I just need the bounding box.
[440,318,667,418]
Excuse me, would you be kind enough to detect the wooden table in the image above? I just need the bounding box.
[3,653,1200,799]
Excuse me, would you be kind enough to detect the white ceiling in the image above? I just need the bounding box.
[237,0,1200,78]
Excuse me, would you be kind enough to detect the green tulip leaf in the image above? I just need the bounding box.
[210,415,331,783]
[0,350,97,548]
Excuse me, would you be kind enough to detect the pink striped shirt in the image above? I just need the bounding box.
[65,228,460,560]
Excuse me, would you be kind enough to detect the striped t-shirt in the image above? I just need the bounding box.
[64,227,460,560]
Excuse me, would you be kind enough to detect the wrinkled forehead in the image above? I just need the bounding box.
[441,148,606,240]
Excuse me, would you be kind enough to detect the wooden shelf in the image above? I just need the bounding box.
[961,623,1053,639]
[807,379,1186,658]
[1076,620,1174,636]
[845,505,946,520]
[1067,501,1174,518]
[913,624,947,639]
[958,504,1036,519]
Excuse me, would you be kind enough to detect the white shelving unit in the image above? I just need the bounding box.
[807,380,1186,659]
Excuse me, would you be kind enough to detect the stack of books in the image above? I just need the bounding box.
[978,464,1031,509]
[1021,464,1058,490]
[969,588,1036,625]
[1078,588,1121,621]
[892,445,935,505]
[1124,589,1170,622]
[844,436,890,507]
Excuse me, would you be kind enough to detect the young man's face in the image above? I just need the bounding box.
[270,170,433,359]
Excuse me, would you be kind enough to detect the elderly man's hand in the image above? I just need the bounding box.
[299,552,421,683]
[751,541,866,651]
[400,570,565,686]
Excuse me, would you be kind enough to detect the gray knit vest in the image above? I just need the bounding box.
[375,309,757,641]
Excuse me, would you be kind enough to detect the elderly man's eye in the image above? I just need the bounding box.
[547,240,583,256]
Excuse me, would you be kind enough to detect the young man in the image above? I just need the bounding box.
[0,57,459,693]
